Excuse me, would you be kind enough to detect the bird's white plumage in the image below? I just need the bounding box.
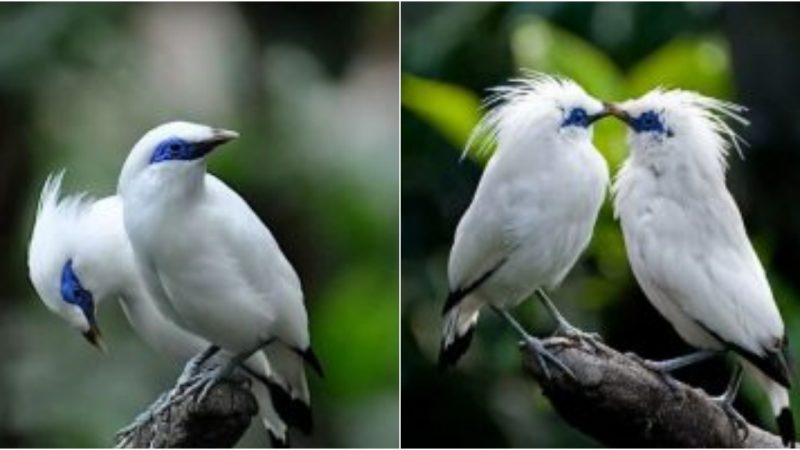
[118,121,311,404]
[612,89,781,356]
[611,88,790,429]
[444,74,609,347]
[27,172,288,440]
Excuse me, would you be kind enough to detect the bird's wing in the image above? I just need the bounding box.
[629,192,786,379]
[447,200,511,294]
[202,175,309,348]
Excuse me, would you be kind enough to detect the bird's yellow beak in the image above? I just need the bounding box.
[208,129,239,146]
[602,101,631,123]
[82,323,107,353]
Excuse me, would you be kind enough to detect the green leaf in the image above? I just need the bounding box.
[510,15,626,100]
[626,35,734,98]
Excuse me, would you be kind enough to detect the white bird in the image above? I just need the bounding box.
[440,74,611,374]
[27,172,294,446]
[116,121,322,430]
[610,89,794,445]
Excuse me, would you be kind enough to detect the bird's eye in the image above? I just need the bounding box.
[632,110,666,135]
[150,137,192,164]
[563,107,589,128]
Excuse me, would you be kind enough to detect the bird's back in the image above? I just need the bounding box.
[169,175,309,350]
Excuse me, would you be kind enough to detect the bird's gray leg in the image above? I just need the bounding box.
[535,289,601,345]
[712,364,749,440]
[174,342,270,405]
[491,306,576,382]
[626,349,720,392]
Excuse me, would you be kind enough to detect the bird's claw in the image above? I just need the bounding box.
[520,337,577,382]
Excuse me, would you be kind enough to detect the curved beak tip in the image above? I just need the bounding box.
[212,129,239,143]
[83,326,108,354]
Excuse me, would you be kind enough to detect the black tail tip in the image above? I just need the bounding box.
[265,379,314,434]
[438,328,475,371]
[300,347,325,378]
[778,408,796,447]
[268,430,289,448]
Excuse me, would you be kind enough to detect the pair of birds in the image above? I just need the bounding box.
[28,122,321,446]
[439,74,794,445]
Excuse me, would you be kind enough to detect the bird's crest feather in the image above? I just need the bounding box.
[463,71,588,160]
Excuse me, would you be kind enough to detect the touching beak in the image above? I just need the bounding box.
[602,101,631,124]
[82,322,107,353]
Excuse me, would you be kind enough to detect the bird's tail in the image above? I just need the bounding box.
[239,353,289,446]
[251,376,289,447]
[263,344,313,434]
[439,298,480,369]
[746,361,795,447]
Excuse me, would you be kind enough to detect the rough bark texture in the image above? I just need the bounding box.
[114,380,258,448]
[521,336,789,448]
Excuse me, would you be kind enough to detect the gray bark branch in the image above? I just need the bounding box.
[114,379,258,448]
[521,336,788,448]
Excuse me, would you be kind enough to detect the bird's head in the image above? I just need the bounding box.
[466,73,612,157]
[118,121,238,193]
[28,172,129,352]
[606,89,748,175]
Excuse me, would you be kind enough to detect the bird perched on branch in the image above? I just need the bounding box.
[440,74,612,374]
[117,121,322,434]
[610,89,795,446]
[27,172,293,446]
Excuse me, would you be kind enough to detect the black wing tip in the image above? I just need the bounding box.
[268,430,290,448]
[777,408,796,447]
[437,327,475,371]
[300,347,324,378]
[442,291,461,315]
[265,379,314,434]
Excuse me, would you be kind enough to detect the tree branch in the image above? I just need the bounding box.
[114,379,258,448]
[521,336,789,447]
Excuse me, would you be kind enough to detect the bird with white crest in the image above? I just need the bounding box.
[27,171,299,446]
[609,89,795,446]
[116,121,322,431]
[440,73,613,375]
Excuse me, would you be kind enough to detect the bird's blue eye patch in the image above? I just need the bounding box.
[150,137,212,164]
[61,259,95,321]
[630,110,671,136]
[562,107,590,128]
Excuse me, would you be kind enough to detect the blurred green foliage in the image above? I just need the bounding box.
[0,3,398,448]
[402,3,800,447]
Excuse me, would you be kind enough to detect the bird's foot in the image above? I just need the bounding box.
[520,336,576,382]
[713,394,750,442]
[554,321,603,352]
[624,352,683,393]
[173,361,249,406]
[534,289,602,351]
[713,365,749,442]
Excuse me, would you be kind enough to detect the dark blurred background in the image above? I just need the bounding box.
[402,2,800,447]
[0,3,398,447]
